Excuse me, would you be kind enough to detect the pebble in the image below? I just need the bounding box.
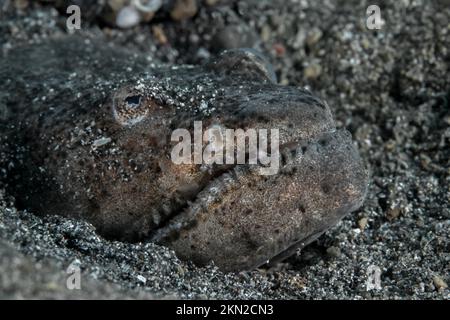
[433,275,448,291]
[134,0,161,22]
[273,43,286,57]
[304,63,322,80]
[136,274,147,284]
[108,0,128,11]
[358,217,369,230]
[92,137,112,148]
[326,246,341,258]
[14,0,29,10]
[133,0,162,13]
[170,0,198,21]
[152,25,168,45]
[212,24,259,52]
[116,5,141,28]
[288,274,306,289]
[306,28,322,48]
[204,0,218,6]
[386,207,401,221]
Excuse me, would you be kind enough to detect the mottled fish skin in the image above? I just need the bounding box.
[0,36,368,272]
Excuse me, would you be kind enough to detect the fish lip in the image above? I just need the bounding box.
[148,164,240,243]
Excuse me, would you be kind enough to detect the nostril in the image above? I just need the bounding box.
[125,95,142,107]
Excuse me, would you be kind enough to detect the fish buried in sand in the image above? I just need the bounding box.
[1,36,368,272]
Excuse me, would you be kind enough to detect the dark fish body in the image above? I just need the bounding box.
[0,36,368,271]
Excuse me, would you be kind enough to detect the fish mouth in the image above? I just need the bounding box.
[146,129,368,271]
[147,138,301,241]
[146,138,303,257]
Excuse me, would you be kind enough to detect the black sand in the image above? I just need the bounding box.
[0,0,448,299]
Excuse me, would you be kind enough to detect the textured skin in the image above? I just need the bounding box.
[1,36,368,272]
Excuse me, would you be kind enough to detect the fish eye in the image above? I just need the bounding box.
[125,95,142,108]
[111,88,148,126]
